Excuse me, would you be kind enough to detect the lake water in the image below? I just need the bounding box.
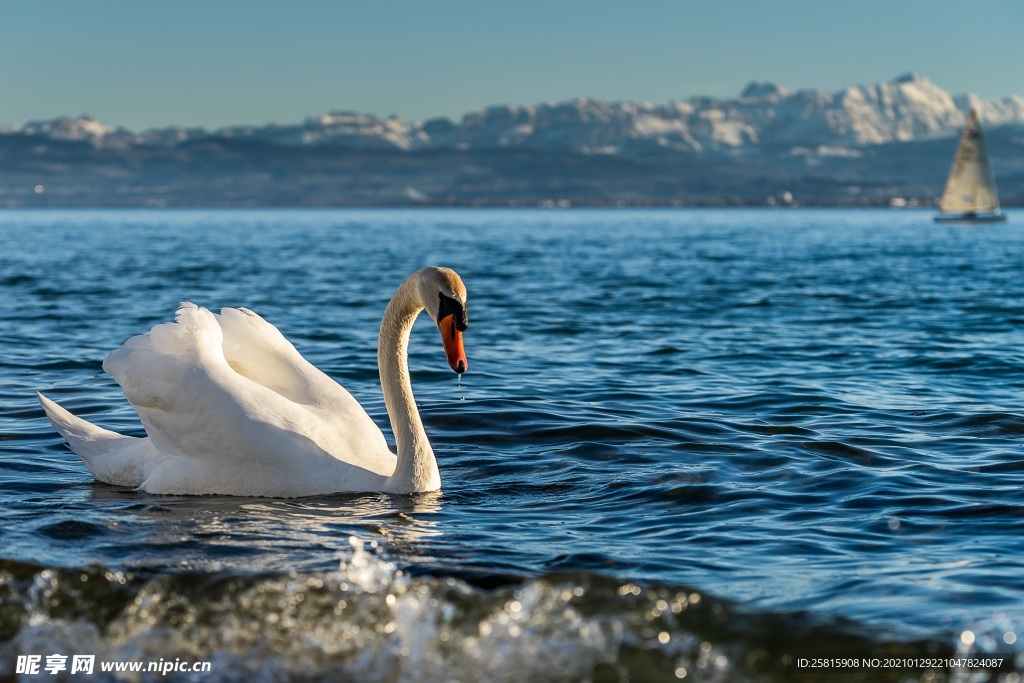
[1,208,1022,682]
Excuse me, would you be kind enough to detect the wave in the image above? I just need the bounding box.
[0,540,1012,683]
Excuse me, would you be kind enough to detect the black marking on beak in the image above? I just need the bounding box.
[438,292,468,331]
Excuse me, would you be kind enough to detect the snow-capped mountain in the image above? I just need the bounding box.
[5,74,1022,208]
[430,73,1023,154]
[16,116,137,148]
[8,74,1022,156]
[215,112,428,150]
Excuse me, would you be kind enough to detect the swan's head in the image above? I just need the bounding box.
[418,267,468,374]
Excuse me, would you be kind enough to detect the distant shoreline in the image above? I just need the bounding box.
[0,200,1001,209]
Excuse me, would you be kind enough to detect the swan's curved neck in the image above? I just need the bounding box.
[378,275,440,493]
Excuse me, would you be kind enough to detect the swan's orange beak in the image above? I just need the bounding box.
[439,314,468,374]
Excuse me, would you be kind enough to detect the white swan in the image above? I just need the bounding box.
[38,267,469,497]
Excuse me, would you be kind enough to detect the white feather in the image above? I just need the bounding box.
[38,267,468,497]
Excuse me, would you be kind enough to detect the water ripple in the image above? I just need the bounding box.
[1,208,1023,679]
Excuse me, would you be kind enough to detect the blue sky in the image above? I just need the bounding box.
[2,0,1021,130]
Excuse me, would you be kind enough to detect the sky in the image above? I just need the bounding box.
[1,0,1022,131]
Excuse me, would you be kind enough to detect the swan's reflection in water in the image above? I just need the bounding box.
[82,485,444,574]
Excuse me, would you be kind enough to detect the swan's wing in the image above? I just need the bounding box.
[102,303,394,494]
[214,306,348,409]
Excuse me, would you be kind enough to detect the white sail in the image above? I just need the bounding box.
[939,109,1001,215]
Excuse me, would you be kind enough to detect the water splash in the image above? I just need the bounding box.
[0,544,1008,683]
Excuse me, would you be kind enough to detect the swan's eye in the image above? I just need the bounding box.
[437,292,468,331]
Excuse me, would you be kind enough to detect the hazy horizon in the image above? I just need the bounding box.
[2,0,1022,130]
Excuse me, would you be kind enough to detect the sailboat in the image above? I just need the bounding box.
[935,109,1006,222]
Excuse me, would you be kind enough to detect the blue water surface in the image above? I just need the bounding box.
[1,208,1023,681]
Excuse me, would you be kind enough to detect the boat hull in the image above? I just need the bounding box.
[934,212,1007,223]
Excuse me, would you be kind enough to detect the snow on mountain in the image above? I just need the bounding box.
[825,72,963,144]
[430,73,1023,153]
[215,112,428,150]
[435,73,1011,154]
[18,116,137,148]
[444,99,705,154]
[7,75,1022,155]
[954,92,1024,126]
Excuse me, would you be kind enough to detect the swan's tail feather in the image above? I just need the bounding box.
[37,393,148,487]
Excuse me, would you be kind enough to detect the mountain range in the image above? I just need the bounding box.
[2,73,1022,207]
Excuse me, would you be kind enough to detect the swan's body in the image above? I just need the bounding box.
[38,267,469,497]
